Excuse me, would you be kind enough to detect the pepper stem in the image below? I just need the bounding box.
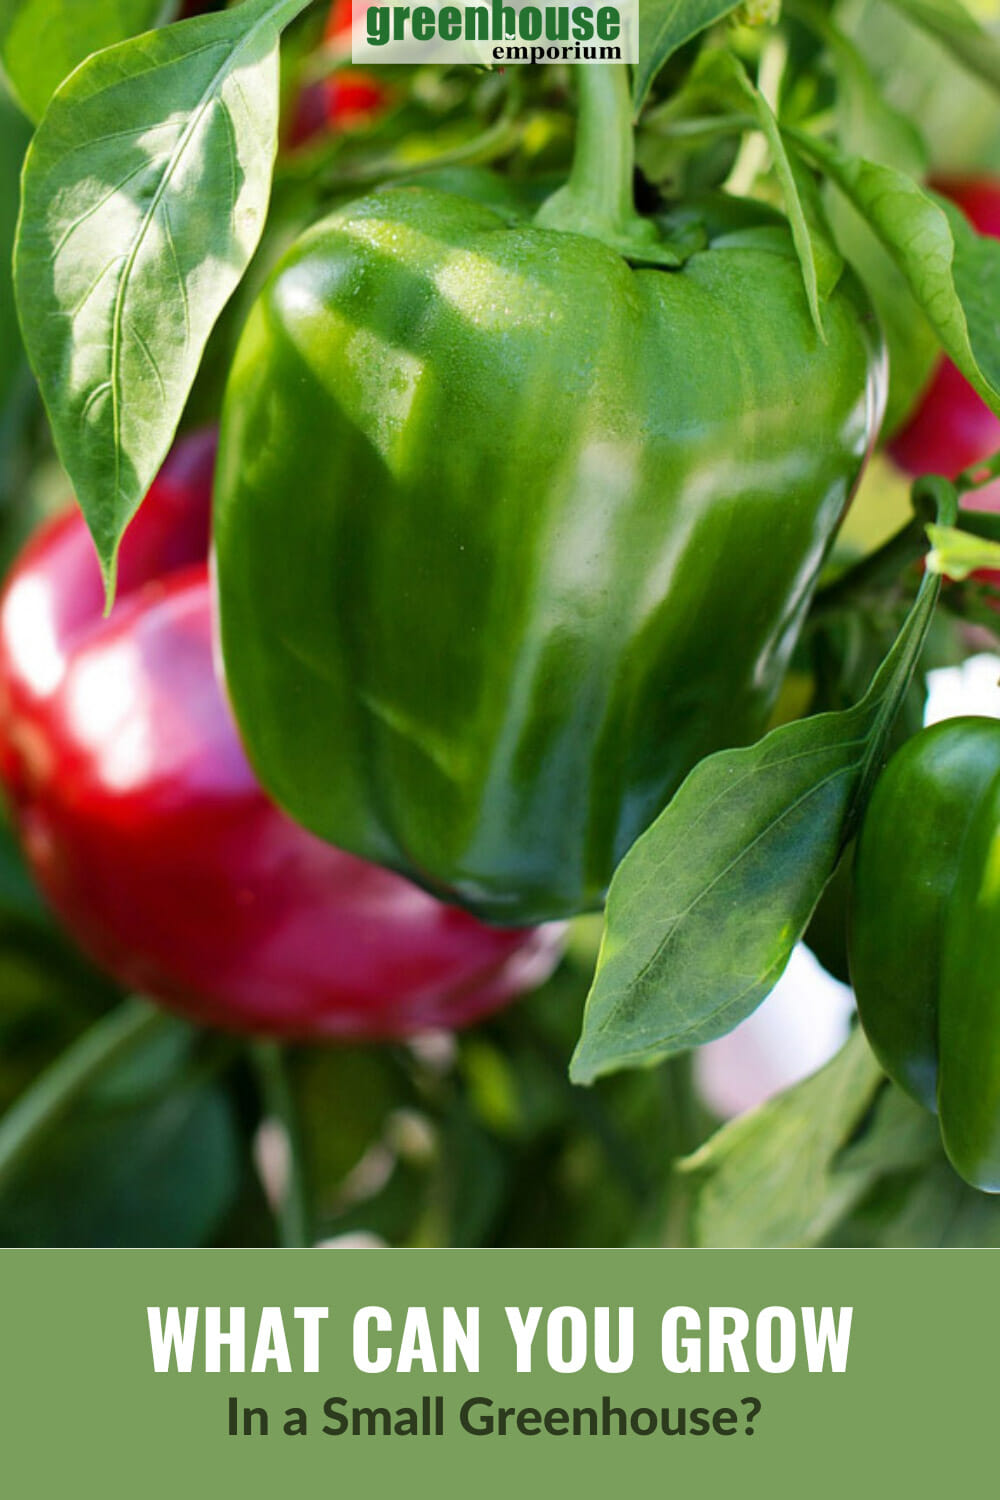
[536,65,671,263]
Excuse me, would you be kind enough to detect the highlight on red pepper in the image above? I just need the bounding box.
[288,0,387,150]
[0,433,563,1041]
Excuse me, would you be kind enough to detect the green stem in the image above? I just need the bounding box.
[542,65,637,234]
[658,1053,702,1248]
[536,65,676,265]
[250,1042,311,1249]
[0,999,167,1193]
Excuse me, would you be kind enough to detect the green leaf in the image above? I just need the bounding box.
[634,0,744,112]
[885,0,1000,95]
[665,49,842,329]
[819,9,928,176]
[797,1,934,435]
[0,0,177,122]
[823,217,936,443]
[943,192,1000,394]
[570,485,955,1085]
[708,52,837,334]
[14,0,312,594]
[794,134,1000,419]
[0,1078,241,1246]
[681,1029,886,1248]
[697,1035,1000,1247]
[0,1017,240,1246]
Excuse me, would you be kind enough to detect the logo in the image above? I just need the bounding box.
[349,0,639,65]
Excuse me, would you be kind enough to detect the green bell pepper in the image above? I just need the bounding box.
[214,67,885,924]
[849,716,1000,1192]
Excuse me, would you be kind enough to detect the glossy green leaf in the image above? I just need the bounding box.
[885,0,1000,95]
[0,0,177,122]
[14,0,312,594]
[796,134,1000,418]
[570,487,954,1085]
[682,1029,885,1248]
[634,0,743,111]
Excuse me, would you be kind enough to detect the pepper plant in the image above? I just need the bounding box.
[3,0,1000,1246]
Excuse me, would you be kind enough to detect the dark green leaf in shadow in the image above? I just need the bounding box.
[0,1018,239,1245]
[0,1083,239,1245]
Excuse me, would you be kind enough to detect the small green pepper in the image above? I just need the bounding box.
[850,716,1000,1192]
